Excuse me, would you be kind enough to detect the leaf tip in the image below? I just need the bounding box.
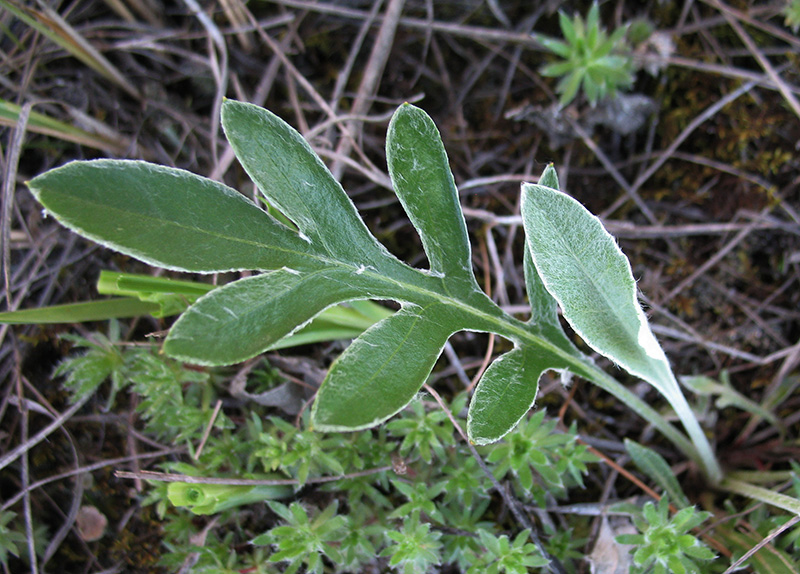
[538,164,560,190]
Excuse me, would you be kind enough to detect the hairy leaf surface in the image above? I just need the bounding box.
[521,168,675,395]
[28,160,311,273]
[468,346,569,444]
[26,102,593,438]
[312,304,461,431]
[386,104,474,284]
[519,168,723,481]
[164,268,370,365]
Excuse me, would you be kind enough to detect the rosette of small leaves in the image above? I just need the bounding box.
[319,430,394,512]
[386,397,456,463]
[254,416,345,485]
[380,513,443,574]
[543,523,589,574]
[439,500,493,570]
[551,422,600,489]
[253,501,347,574]
[537,2,634,107]
[467,529,550,574]
[440,455,492,507]
[485,410,573,493]
[338,517,383,572]
[616,496,715,574]
[388,479,447,523]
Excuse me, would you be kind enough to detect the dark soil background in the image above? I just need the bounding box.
[1,0,799,572]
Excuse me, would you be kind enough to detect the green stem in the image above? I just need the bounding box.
[720,477,800,515]
[567,360,704,474]
[665,389,722,485]
[383,269,718,484]
[727,470,794,484]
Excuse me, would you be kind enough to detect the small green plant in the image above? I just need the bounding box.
[469,529,550,574]
[615,496,716,574]
[784,0,800,33]
[537,2,635,106]
[386,398,456,463]
[380,513,443,574]
[486,409,593,495]
[0,511,26,566]
[254,415,346,485]
[252,500,348,574]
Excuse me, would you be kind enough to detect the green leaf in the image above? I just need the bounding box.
[164,268,368,365]
[585,3,600,47]
[537,37,572,59]
[271,302,392,350]
[97,271,213,299]
[521,169,674,401]
[96,271,213,318]
[28,159,312,273]
[624,439,690,508]
[521,168,571,351]
[468,346,567,444]
[312,304,459,431]
[221,99,391,268]
[386,103,474,283]
[523,244,581,359]
[28,101,713,471]
[0,298,159,324]
[558,11,578,47]
[522,165,721,484]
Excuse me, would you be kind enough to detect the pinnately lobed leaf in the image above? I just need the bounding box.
[26,98,725,484]
[28,101,683,449]
[25,101,586,440]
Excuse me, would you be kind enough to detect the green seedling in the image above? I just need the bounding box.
[536,2,634,107]
[27,99,723,486]
[253,500,348,574]
[681,372,779,426]
[615,496,715,574]
[472,529,550,574]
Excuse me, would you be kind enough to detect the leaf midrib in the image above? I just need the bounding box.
[41,190,321,268]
